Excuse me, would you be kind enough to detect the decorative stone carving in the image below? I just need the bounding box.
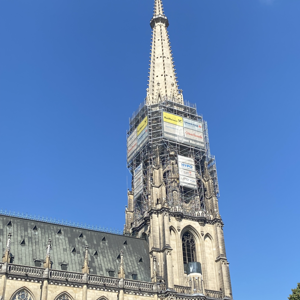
[198,161,220,218]
[12,289,33,300]
[199,161,215,200]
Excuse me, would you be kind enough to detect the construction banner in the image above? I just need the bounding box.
[127,129,137,147]
[183,118,203,132]
[178,155,197,189]
[163,112,183,126]
[134,163,143,199]
[163,122,183,136]
[183,128,204,143]
[137,116,148,136]
[137,127,148,145]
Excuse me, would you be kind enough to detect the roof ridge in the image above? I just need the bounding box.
[0,210,146,239]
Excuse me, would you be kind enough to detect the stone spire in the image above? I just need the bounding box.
[146,0,184,105]
[43,239,52,269]
[82,246,89,274]
[2,233,12,264]
[118,250,125,279]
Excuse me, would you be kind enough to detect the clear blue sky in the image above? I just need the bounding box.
[0,0,299,299]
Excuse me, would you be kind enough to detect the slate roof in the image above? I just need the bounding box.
[0,214,151,282]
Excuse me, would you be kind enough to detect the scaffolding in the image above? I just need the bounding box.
[127,100,220,221]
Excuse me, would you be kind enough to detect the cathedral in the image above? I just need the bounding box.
[0,0,233,299]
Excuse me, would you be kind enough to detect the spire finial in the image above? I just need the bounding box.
[147,0,183,105]
[46,238,51,255]
[2,233,12,263]
[43,239,52,269]
[153,0,165,17]
[7,233,12,251]
[118,250,125,279]
[82,246,89,274]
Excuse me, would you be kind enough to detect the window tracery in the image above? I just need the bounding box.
[11,289,33,300]
[56,294,71,300]
[182,231,196,264]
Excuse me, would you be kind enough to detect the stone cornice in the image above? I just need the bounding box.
[211,218,224,226]
[131,210,225,237]
[159,290,206,300]
[149,245,172,255]
[131,208,218,233]
[215,255,228,263]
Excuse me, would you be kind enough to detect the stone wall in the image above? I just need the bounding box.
[135,212,232,299]
[0,276,157,300]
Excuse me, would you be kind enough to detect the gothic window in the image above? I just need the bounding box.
[11,289,33,300]
[56,294,71,300]
[182,232,196,264]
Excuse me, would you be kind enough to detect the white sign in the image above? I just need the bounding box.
[134,176,143,187]
[134,163,143,176]
[179,169,196,179]
[189,139,204,147]
[134,184,143,195]
[127,141,137,159]
[137,127,148,145]
[178,155,197,189]
[178,155,194,165]
[134,164,143,199]
[183,128,204,143]
[178,161,195,173]
[183,118,203,132]
[179,175,197,186]
[162,112,205,149]
[163,131,185,143]
[127,118,149,163]
[163,122,184,136]
[127,129,138,161]
[127,129,137,147]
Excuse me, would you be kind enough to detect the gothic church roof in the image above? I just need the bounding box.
[0,214,151,281]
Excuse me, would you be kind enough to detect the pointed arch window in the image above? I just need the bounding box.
[182,232,196,264]
[11,289,33,300]
[56,294,71,300]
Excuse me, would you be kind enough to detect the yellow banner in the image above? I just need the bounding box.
[137,116,148,136]
[163,112,183,126]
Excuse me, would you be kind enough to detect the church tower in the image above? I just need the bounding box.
[125,0,233,298]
